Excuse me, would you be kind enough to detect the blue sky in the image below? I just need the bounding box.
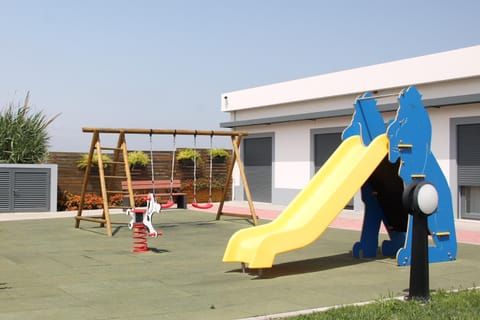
[1,0,479,151]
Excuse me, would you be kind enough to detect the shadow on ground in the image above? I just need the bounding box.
[226,252,395,279]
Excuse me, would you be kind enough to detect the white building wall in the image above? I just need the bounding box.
[274,123,310,189]
[228,95,356,121]
[430,103,480,218]
[222,46,480,112]
[228,77,480,124]
[233,102,480,217]
[427,103,480,179]
[233,115,354,203]
[225,46,480,218]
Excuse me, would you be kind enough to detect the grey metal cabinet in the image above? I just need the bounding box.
[0,165,57,213]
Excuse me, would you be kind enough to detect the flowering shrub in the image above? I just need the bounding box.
[109,194,124,207]
[212,176,227,190]
[181,178,209,190]
[60,192,103,210]
[181,179,196,190]
[181,176,226,191]
[134,194,147,207]
[57,191,126,211]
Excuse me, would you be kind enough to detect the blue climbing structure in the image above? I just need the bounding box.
[344,86,457,266]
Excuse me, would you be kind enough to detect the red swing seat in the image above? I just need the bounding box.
[191,202,213,209]
[161,200,175,209]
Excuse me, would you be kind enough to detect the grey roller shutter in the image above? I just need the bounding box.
[314,132,353,208]
[458,124,480,186]
[314,132,342,171]
[244,137,272,202]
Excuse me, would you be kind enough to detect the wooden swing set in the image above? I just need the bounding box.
[74,127,258,236]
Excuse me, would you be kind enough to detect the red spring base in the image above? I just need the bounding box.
[132,223,149,253]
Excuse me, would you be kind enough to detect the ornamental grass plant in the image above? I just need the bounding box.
[0,92,59,164]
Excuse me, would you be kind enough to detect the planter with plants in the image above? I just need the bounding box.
[128,150,149,170]
[209,148,230,163]
[176,148,201,166]
[77,153,113,170]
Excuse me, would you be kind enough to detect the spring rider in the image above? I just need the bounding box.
[126,193,162,252]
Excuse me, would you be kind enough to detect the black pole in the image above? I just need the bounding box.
[403,181,438,301]
[408,212,430,301]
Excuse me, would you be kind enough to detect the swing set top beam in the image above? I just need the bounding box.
[82,127,247,137]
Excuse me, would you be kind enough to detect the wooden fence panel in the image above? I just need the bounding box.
[48,149,232,209]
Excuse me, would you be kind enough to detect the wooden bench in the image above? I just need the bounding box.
[121,179,187,209]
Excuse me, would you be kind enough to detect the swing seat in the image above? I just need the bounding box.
[161,200,175,209]
[192,202,214,209]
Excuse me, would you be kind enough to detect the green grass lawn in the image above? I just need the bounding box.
[289,289,480,320]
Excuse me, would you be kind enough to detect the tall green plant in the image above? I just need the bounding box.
[0,92,60,164]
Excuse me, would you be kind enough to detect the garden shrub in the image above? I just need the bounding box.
[0,92,59,163]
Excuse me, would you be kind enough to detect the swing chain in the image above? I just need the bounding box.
[192,131,214,209]
[149,130,156,197]
[208,132,213,203]
[169,131,176,202]
[193,131,198,203]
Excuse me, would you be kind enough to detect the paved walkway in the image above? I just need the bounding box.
[0,203,479,319]
[201,201,480,245]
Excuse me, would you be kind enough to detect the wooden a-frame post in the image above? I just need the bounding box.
[75,129,135,236]
[216,133,258,225]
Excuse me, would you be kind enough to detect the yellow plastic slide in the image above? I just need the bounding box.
[223,134,389,269]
